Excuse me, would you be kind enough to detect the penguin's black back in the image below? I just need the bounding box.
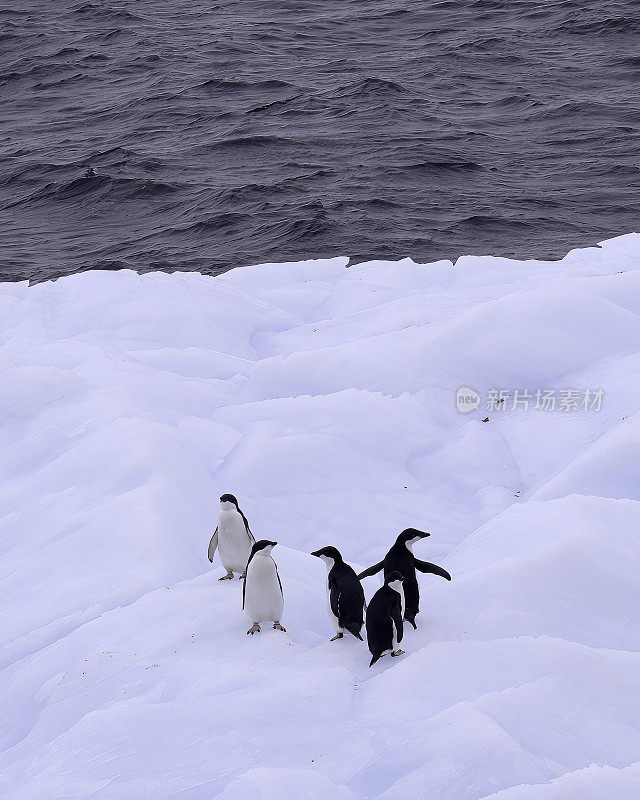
[329,561,365,631]
[366,584,402,658]
[383,540,417,578]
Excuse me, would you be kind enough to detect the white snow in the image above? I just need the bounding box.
[1,233,640,799]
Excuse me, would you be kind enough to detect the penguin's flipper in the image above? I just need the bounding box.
[391,599,404,644]
[275,563,283,597]
[242,568,247,609]
[357,561,384,580]
[238,507,255,544]
[369,652,382,667]
[329,577,341,619]
[207,528,218,562]
[414,559,451,581]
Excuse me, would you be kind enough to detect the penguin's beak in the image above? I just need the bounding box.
[416,531,430,538]
[310,549,321,558]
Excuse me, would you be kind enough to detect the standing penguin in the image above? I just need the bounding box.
[311,546,365,641]
[358,528,451,629]
[366,572,405,666]
[243,540,286,635]
[208,494,255,580]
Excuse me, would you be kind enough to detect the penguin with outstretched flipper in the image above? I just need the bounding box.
[358,528,451,629]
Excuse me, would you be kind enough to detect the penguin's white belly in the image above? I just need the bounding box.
[245,557,283,623]
[217,512,251,572]
[393,590,403,650]
[326,582,343,634]
[392,619,399,651]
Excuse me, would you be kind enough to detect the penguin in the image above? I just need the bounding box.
[358,528,451,629]
[243,540,285,635]
[366,571,405,666]
[311,546,365,641]
[208,494,255,580]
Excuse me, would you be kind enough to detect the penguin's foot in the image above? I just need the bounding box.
[247,623,261,635]
[391,649,405,657]
[330,633,344,641]
[273,622,286,632]
[218,572,234,581]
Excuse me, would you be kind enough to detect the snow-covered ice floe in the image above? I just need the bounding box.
[1,233,640,799]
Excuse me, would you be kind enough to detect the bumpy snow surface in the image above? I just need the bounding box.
[2,234,640,800]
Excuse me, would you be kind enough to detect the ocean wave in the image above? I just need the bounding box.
[556,15,640,35]
[448,215,536,232]
[205,135,294,150]
[325,77,410,99]
[384,159,484,174]
[72,2,143,22]
[3,175,180,210]
[193,78,294,94]
[179,212,252,236]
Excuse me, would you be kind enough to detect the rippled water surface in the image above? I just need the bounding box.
[1,0,639,281]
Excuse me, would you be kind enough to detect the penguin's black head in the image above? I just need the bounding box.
[397,528,430,546]
[310,546,342,563]
[220,493,239,508]
[252,539,277,557]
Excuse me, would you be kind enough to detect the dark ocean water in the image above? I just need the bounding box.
[1,0,640,282]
